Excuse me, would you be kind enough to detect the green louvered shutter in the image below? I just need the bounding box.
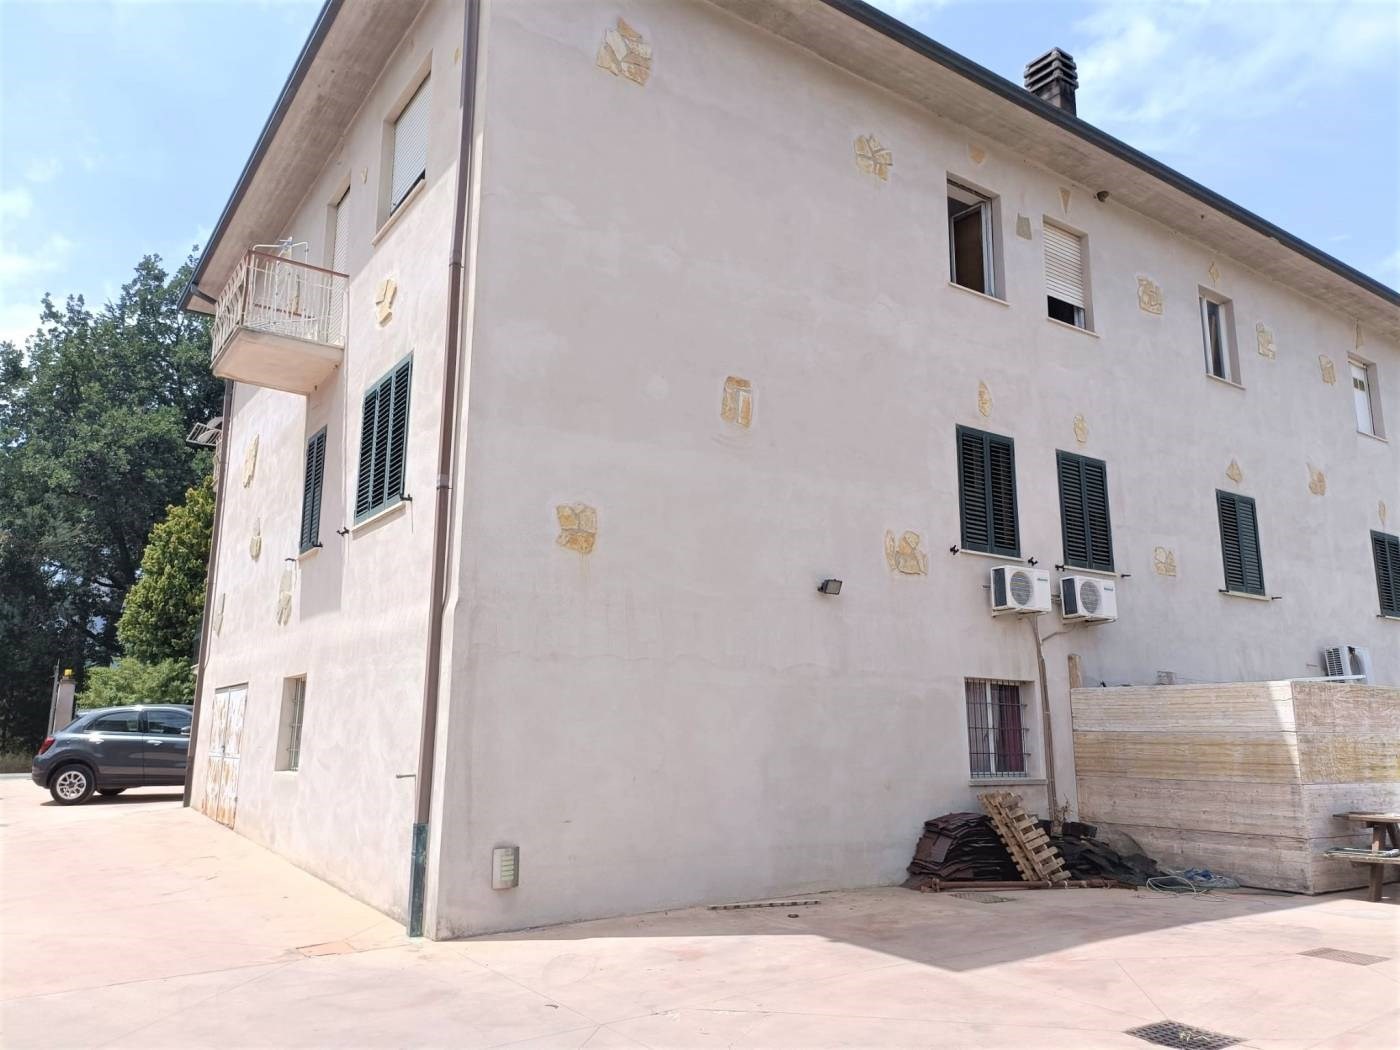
[957,426,1019,558]
[354,387,379,519]
[299,428,327,552]
[353,356,412,522]
[1217,490,1265,596]
[1058,452,1113,572]
[385,357,412,502]
[1373,530,1400,617]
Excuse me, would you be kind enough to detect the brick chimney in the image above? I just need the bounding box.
[1024,48,1078,116]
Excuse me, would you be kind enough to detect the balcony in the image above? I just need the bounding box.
[211,251,348,395]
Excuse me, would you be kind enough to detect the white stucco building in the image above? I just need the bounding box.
[182,0,1400,938]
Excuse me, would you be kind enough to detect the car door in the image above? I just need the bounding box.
[83,711,146,784]
[141,708,192,784]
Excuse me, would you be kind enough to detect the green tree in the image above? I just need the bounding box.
[0,253,219,747]
[117,475,213,663]
[77,658,194,710]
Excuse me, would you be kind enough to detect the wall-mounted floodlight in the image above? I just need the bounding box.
[817,579,843,595]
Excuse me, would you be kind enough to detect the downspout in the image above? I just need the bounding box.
[407,0,481,939]
[184,380,234,807]
[1026,616,1061,831]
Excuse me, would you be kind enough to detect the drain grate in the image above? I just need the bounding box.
[1125,1021,1240,1049]
[951,892,1016,903]
[1300,947,1389,966]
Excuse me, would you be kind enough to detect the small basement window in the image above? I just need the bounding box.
[1043,221,1090,329]
[947,180,999,298]
[966,679,1028,778]
[1200,291,1240,383]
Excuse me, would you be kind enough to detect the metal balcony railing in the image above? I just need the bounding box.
[212,250,348,361]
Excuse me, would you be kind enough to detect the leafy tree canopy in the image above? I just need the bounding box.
[117,475,213,663]
[77,658,194,710]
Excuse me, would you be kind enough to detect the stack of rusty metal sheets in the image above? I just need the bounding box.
[903,812,1021,887]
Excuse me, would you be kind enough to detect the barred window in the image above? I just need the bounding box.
[965,679,1028,778]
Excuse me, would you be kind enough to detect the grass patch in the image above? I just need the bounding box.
[0,749,34,774]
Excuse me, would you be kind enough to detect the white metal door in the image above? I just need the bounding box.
[200,685,248,827]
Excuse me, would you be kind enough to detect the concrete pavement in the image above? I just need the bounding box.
[2,779,1396,1048]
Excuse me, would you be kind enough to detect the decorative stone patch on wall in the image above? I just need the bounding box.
[1355,321,1364,349]
[885,531,928,575]
[1381,501,1389,528]
[1058,187,1071,214]
[242,435,259,488]
[212,593,226,636]
[977,381,992,418]
[1256,323,1276,359]
[1015,215,1032,240]
[1318,355,1336,385]
[720,376,753,428]
[1073,414,1089,446]
[969,144,986,165]
[596,17,652,85]
[375,278,397,325]
[1208,260,1221,286]
[556,503,598,555]
[1153,547,1178,577]
[854,135,892,181]
[1225,458,1243,484]
[276,567,294,626]
[249,518,262,560]
[1307,464,1326,496]
[1136,277,1163,315]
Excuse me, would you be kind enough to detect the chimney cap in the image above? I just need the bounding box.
[1024,48,1079,115]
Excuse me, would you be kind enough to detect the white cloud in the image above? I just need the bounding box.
[1074,0,1400,157]
[0,233,74,282]
[0,186,35,224]
[24,157,62,184]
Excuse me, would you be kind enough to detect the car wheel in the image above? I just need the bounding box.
[49,765,96,805]
[98,788,126,797]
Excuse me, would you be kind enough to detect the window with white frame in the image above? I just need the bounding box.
[948,180,999,298]
[1199,291,1240,383]
[1351,357,1383,437]
[276,677,306,772]
[1043,222,1089,329]
[965,679,1028,778]
[387,76,429,215]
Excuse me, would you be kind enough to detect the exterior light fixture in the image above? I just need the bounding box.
[817,579,842,595]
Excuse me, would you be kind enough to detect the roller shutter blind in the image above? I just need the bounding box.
[331,190,350,274]
[957,426,1019,558]
[1373,530,1400,617]
[1057,451,1113,572]
[298,428,327,552]
[389,79,429,212]
[354,357,413,521]
[1217,490,1265,596]
[1043,223,1085,308]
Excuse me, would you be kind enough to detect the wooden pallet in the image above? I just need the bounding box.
[979,791,1070,883]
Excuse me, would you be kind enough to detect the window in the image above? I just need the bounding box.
[1200,292,1239,383]
[299,428,327,552]
[87,712,141,734]
[966,679,1027,778]
[354,357,412,521]
[1373,530,1400,617]
[957,425,1019,557]
[1043,222,1089,329]
[948,180,998,297]
[1056,451,1113,572]
[145,708,191,736]
[1351,358,1383,437]
[388,77,429,214]
[1216,490,1265,596]
[276,678,306,772]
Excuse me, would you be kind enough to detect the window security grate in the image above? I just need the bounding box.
[966,679,1028,777]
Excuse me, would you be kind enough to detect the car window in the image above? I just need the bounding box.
[144,708,192,736]
[87,712,141,733]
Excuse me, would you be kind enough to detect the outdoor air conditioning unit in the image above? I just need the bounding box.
[989,565,1052,614]
[1321,644,1371,683]
[1060,575,1118,622]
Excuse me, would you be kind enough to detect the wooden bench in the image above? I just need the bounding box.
[1329,812,1400,902]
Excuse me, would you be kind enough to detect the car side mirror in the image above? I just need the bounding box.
[181,726,191,736]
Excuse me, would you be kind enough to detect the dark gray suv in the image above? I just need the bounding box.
[32,705,192,805]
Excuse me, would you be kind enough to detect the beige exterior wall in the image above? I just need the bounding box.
[428,0,1398,936]
[196,0,1397,935]
[192,0,464,920]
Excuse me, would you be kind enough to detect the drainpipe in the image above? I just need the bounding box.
[1026,615,1061,830]
[184,380,234,807]
[407,0,481,939]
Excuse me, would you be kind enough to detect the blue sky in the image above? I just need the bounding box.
[1,0,1397,345]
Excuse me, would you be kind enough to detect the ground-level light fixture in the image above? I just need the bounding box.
[817,579,843,595]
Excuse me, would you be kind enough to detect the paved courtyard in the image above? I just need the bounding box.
[2,779,1396,1049]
